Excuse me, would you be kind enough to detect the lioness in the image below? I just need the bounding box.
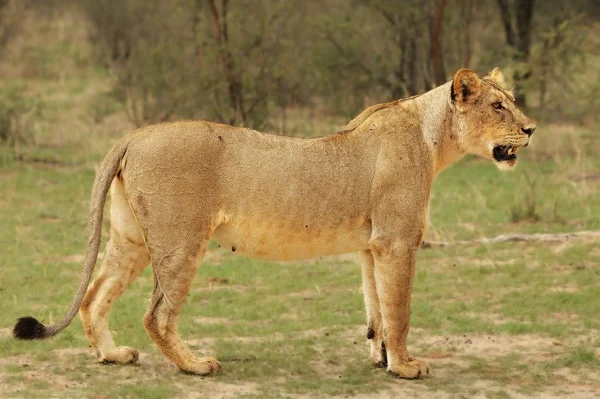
[14,68,535,379]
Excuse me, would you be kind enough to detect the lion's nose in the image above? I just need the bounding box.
[521,124,536,136]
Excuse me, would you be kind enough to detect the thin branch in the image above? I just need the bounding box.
[431,0,447,85]
[495,0,516,47]
[207,0,222,45]
[369,3,398,28]
[221,0,229,43]
[321,29,392,90]
[515,0,535,58]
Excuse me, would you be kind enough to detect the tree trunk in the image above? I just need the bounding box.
[406,36,419,95]
[431,0,447,85]
[393,39,408,99]
[496,0,535,107]
[208,0,246,125]
[460,0,474,68]
[514,0,535,107]
[539,38,549,113]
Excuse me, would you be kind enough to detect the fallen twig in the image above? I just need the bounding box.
[421,230,600,249]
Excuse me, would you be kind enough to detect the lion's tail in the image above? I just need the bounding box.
[13,137,130,340]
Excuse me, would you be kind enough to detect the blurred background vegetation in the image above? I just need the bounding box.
[0,0,598,150]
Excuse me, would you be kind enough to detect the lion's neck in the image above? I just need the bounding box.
[415,82,466,177]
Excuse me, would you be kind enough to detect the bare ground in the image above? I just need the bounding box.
[3,326,598,398]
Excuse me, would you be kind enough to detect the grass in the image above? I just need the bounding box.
[428,142,600,241]
[1,128,599,398]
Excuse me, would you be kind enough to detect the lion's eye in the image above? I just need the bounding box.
[493,102,504,110]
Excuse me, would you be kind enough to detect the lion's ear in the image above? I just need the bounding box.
[485,67,507,88]
[452,69,481,103]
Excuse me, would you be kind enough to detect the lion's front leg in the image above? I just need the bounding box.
[370,237,430,379]
[360,250,386,367]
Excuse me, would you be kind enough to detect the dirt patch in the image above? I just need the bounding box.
[0,353,87,397]
[52,347,93,360]
[203,249,227,265]
[348,383,449,399]
[273,288,322,300]
[458,222,477,232]
[426,255,522,272]
[181,381,259,399]
[548,283,579,293]
[16,225,33,235]
[194,317,234,326]
[0,169,18,179]
[0,328,12,340]
[552,240,576,254]
[0,354,34,367]
[350,332,599,399]
[459,311,520,326]
[569,171,600,183]
[194,284,249,293]
[25,370,85,390]
[549,312,581,322]
[311,359,345,378]
[415,333,560,359]
[554,368,600,393]
[1,346,257,398]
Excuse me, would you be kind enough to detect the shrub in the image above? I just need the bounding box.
[0,84,40,145]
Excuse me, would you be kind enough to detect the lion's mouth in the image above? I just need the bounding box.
[493,145,518,162]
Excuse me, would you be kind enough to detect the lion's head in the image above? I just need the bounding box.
[451,68,536,170]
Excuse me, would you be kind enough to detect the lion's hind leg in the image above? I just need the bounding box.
[143,235,220,376]
[79,179,150,364]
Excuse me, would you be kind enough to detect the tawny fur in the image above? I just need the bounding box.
[14,68,536,379]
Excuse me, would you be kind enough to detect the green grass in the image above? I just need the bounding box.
[429,157,600,240]
[1,130,599,398]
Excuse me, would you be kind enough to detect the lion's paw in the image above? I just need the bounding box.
[387,358,430,379]
[99,346,139,365]
[180,357,221,376]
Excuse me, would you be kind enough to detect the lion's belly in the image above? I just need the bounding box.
[212,218,371,261]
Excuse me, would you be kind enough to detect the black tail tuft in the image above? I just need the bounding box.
[13,316,47,340]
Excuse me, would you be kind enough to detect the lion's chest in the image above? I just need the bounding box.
[212,216,371,261]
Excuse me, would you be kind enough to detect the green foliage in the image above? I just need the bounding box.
[528,13,590,121]
[80,0,201,126]
[78,0,311,129]
[64,0,600,126]
[2,0,599,131]
[88,86,125,124]
[0,83,42,145]
[509,172,540,223]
